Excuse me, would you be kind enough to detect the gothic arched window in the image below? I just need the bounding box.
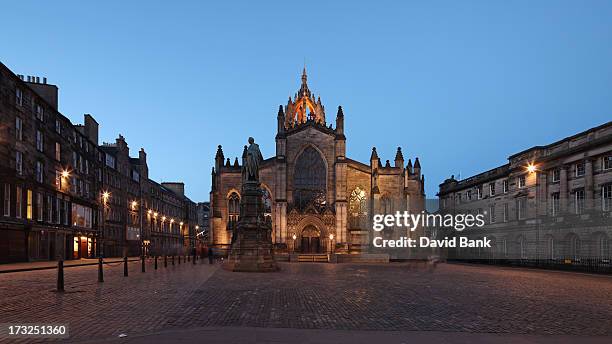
[227,192,240,230]
[293,146,326,211]
[349,187,367,229]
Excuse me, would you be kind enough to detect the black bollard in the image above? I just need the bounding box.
[172,255,175,266]
[124,256,128,277]
[57,260,64,292]
[141,255,145,273]
[155,256,158,270]
[187,255,190,262]
[98,257,104,283]
[193,253,196,265]
[164,255,168,268]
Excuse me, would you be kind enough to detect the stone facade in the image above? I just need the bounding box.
[438,122,612,267]
[209,69,426,254]
[0,61,198,262]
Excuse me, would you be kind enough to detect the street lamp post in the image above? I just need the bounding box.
[292,234,297,253]
[329,234,334,254]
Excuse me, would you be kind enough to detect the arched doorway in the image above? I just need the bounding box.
[301,225,321,253]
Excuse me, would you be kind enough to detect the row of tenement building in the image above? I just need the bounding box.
[0,61,206,263]
[438,122,611,269]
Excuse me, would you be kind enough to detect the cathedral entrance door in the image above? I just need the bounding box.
[301,225,321,253]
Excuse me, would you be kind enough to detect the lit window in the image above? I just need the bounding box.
[26,189,33,220]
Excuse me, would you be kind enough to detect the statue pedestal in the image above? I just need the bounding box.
[226,181,278,272]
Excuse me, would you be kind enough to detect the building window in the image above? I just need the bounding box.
[55,142,61,161]
[47,195,52,222]
[574,189,585,214]
[503,203,508,222]
[26,189,33,220]
[15,117,23,141]
[466,190,472,200]
[489,204,496,223]
[55,119,62,134]
[503,180,508,193]
[3,184,10,217]
[16,87,23,106]
[477,186,482,199]
[552,169,560,182]
[575,162,585,177]
[517,198,526,220]
[489,182,495,196]
[518,175,526,188]
[36,192,43,221]
[36,161,44,183]
[349,187,368,229]
[55,198,61,224]
[16,151,23,175]
[551,192,560,216]
[603,156,612,170]
[72,203,92,228]
[227,192,240,231]
[105,154,116,169]
[35,103,44,121]
[36,130,44,152]
[602,184,612,211]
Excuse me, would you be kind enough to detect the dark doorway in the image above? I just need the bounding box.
[300,225,320,253]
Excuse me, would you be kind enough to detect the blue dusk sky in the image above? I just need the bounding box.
[2,1,611,202]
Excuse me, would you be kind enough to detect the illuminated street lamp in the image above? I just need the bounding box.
[292,233,297,253]
[329,234,334,254]
[59,169,70,190]
[131,200,138,211]
[100,191,111,258]
[526,163,537,174]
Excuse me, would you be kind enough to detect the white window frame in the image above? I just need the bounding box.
[489,182,495,196]
[575,163,585,177]
[518,175,526,188]
[574,189,585,214]
[503,179,508,193]
[36,130,44,152]
[55,142,61,161]
[551,193,560,216]
[15,186,22,219]
[603,156,612,171]
[36,161,43,183]
[552,169,560,182]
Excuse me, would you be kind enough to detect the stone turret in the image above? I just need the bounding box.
[370,147,379,169]
[394,147,404,168]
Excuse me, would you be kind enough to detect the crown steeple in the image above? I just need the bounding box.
[284,67,326,128]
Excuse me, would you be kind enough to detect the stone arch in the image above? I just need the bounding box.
[292,215,331,253]
[543,234,555,259]
[590,231,609,259]
[564,232,581,259]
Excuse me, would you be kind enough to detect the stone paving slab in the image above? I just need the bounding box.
[0,262,610,343]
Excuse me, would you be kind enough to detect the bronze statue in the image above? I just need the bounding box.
[245,137,263,181]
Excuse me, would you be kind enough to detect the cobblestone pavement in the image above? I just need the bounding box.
[0,262,611,343]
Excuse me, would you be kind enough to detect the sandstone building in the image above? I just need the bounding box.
[0,61,198,262]
[438,122,612,270]
[209,69,426,253]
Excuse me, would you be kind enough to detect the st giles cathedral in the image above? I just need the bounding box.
[209,69,426,253]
